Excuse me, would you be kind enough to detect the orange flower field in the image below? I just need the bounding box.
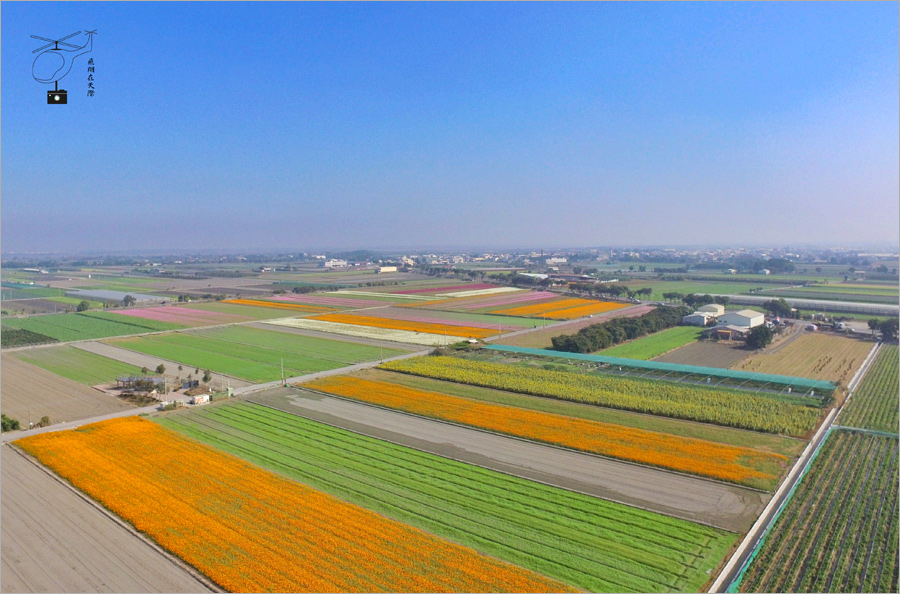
[15,417,571,593]
[493,298,626,319]
[224,298,334,313]
[306,376,787,486]
[311,313,496,338]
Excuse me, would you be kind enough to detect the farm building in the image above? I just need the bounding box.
[708,325,752,341]
[717,309,765,328]
[376,266,398,273]
[758,269,771,275]
[682,312,712,326]
[322,259,348,269]
[697,303,725,316]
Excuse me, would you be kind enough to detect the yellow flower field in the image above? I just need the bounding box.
[311,313,496,338]
[537,301,629,320]
[306,375,788,487]
[224,298,334,313]
[15,417,571,593]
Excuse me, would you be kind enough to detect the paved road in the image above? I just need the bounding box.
[250,387,768,533]
[1,405,160,444]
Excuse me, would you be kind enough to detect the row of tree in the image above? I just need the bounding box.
[550,306,690,353]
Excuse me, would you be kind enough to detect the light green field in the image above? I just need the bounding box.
[14,346,143,385]
[182,301,299,320]
[1,312,185,343]
[839,345,899,433]
[110,327,402,382]
[597,326,704,360]
[157,402,736,593]
[45,296,106,308]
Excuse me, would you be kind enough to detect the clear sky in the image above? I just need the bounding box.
[2,2,898,253]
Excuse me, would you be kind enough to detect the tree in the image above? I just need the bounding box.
[1,414,21,432]
[141,366,149,376]
[122,294,137,307]
[762,298,792,317]
[76,300,90,312]
[868,319,881,335]
[746,325,774,350]
[878,318,899,341]
[156,364,166,375]
[714,296,731,306]
[203,369,212,383]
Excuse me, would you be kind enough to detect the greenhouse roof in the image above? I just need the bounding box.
[484,345,837,391]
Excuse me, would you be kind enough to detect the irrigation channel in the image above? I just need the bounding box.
[709,340,884,593]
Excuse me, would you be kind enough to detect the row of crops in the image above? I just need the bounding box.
[156,402,735,593]
[1,311,184,345]
[380,356,822,436]
[838,345,899,433]
[737,430,898,593]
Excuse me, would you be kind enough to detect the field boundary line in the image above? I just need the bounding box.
[832,425,900,439]
[3,443,224,593]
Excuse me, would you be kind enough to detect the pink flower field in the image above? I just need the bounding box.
[110,306,246,327]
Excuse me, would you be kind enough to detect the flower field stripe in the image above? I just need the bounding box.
[380,356,821,436]
[356,312,527,330]
[110,306,246,326]
[268,294,389,308]
[493,298,627,319]
[311,313,497,338]
[223,298,335,313]
[156,402,737,592]
[264,318,469,345]
[537,301,630,320]
[15,417,571,593]
[334,290,443,301]
[434,287,523,299]
[492,297,592,317]
[457,291,558,310]
[393,283,499,294]
[304,376,786,487]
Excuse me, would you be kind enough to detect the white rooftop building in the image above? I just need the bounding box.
[698,303,725,316]
[717,309,765,328]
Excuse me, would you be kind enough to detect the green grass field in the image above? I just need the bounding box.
[839,345,899,434]
[1,312,185,344]
[14,346,143,385]
[597,326,704,360]
[618,280,791,299]
[110,327,398,382]
[157,402,736,593]
[181,301,300,320]
[45,296,106,308]
[361,368,804,458]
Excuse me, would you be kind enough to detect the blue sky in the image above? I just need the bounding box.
[2,2,898,253]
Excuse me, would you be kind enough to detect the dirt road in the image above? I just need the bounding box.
[1,446,212,593]
[252,387,768,532]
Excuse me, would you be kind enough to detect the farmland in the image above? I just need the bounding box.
[493,297,627,320]
[736,431,898,593]
[0,355,133,425]
[305,375,787,488]
[492,305,653,348]
[735,333,874,386]
[360,306,537,328]
[222,298,334,313]
[266,317,471,345]
[839,345,899,433]
[0,327,59,348]
[357,368,806,457]
[1,311,184,344]
[598,326,704,360]
[182,301,305,320]
[157,402,736,592]
[112,305,250,327]
[381,356,823,435]
[1,447,210,593]
[16,417,568,593]
[653,340,751,368]
[109,327,397,383]
[311,313,497,338]
[13,346,143,385]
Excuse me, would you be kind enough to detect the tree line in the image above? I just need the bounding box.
[550,306,690,353]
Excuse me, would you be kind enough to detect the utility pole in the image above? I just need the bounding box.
[281,358,285,387]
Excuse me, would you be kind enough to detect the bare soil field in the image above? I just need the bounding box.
[72,342,254,389]
[734,332,874,385]
[0,355,132,426]
[1,446,211,593]
[653,340,751,368]
[491,304,653,348]
[0,299,67,315]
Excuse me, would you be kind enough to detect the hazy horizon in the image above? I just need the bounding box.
[3,2,898,253]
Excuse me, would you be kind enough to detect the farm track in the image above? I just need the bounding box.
[1,446,213,593]
[247,386,768,532]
